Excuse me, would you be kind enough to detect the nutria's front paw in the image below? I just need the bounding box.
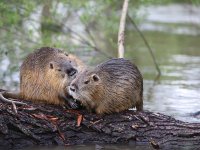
[69,101,79,109]
[67,98,81,109]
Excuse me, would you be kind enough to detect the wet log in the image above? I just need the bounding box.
[0,98,200,149]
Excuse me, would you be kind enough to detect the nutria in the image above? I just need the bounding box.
[69,58,143,114]
[0,47,84,108]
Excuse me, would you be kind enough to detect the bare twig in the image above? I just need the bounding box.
[64,26,112,58]
[127,14,161,76]
[118,0,129,58]
[73,12,112,58]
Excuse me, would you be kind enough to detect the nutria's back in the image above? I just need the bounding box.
[20,47,84,106]
[69,58,143,114]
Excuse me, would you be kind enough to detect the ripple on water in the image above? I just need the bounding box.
[144,54,200,123]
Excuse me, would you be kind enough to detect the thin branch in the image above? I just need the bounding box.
[118,0,129,58]
[85,26,97,50]
[127,14,161,76]
[64,26,112,58]
[69,12,112,58]
[82,27,113,58]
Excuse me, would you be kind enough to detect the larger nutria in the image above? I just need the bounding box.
[69,58,143,114]
[0,47,84,108]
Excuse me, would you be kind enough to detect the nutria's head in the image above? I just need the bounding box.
[48,57,77,98]
[49,60,77,78]
[68,69,101,109]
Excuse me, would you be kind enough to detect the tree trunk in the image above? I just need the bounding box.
[0,98,200,150]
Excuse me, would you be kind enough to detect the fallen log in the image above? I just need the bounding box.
[0,98,200,150]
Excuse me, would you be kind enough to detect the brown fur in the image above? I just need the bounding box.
[69,58,143,114]
[1,47,84,107]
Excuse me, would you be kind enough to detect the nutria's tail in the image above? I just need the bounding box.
[0,91,26,105]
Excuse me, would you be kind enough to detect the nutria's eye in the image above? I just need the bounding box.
[84,80,90,84]
[92,74,99,82]
[57,69,62,72]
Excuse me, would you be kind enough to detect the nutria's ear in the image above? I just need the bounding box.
[91,74,100,82]
[49,62,54,69]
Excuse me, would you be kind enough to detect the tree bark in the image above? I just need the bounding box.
[0,98,200,150]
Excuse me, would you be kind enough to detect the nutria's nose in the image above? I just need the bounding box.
[70,85,76,92]
[68,68,77,76]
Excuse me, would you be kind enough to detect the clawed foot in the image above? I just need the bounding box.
[68,99,79,109]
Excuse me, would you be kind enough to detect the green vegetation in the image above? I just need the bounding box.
[0,0,199,56]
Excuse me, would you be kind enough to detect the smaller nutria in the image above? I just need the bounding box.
[0,47,84,108]
[69,58,143,114]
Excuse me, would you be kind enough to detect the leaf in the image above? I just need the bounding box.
[77,114,83,127]
[32,113,48,120]
[22,105,37,111]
